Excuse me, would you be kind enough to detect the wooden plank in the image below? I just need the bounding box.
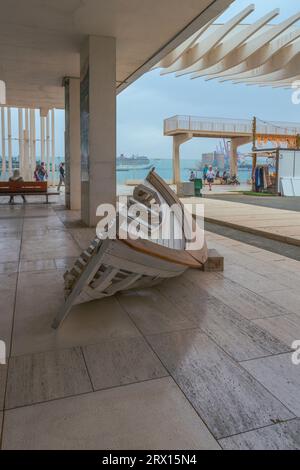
[104,273,141,295]
[103,241,186,276]
[0,181,47,193]
[90,266,118,290]
[52,239,109,329]
[121,238,203,268]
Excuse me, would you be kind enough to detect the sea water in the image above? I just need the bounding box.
[0,157,252,183]
[116,158,252,184]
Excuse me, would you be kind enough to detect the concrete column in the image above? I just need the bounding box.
[18,109,24,175]
[24,109,30,179]
[7,107,12,175]
[23,129,29,180]
[40,115,45,163]
[172,133,192,184]
[65,78,81,210]
[80,35,116,226]
[230,136,252,177]
[51,109,56,186]
[46,112,50,179]
[1,107,5,176]
[30,109,36,179]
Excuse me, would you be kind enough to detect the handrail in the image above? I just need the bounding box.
[164,115,300,136]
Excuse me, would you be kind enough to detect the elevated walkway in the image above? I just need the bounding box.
[164,115,300,140]
[164,115,300,182]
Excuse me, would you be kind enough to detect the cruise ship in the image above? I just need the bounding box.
[117,154,152,171]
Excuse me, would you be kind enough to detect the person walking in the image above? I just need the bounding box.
[38,162,48,181]
[8,169,26,204]
[57,162,65,192]
[34,164,40,181]
[206,165,215,191]
[203,164,208,182]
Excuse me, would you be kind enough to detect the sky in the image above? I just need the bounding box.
[117,0,300,160]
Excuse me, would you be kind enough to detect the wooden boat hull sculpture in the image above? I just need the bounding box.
[52,170,207,328]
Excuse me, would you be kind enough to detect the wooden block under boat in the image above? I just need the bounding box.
[202,249,224,272]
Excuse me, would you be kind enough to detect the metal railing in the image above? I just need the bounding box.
[164,115,300,137]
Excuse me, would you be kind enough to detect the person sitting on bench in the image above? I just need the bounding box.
[9,170,26,204]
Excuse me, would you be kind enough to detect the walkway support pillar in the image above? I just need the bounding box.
[230,136,252,177]
[64,77,81,210]
[173,133,192,184]
[80,36,116,226]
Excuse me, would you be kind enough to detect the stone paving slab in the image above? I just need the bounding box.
[252,315,300,348]
[242,353,300,417]
[82,336,167,391]
[0,366,7,411]
[147,330,294,439]
[2,377,220,450]
[117,288,195,335]
[157,277,290,362]
[5,347,92,409]
[219,419,300,450]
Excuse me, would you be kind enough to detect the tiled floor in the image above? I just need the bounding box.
[0,201,300,449]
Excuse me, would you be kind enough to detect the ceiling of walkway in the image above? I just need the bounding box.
[0,0,233,109]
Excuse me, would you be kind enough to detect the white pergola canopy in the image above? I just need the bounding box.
[0,0,233,109]
[155,4,300,88]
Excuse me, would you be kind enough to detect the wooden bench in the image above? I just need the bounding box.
[0,181,59,203]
